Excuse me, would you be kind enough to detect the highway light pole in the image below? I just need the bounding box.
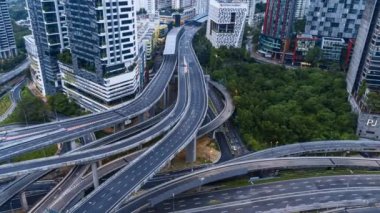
[22,109,28,126]
[172,193,175,211]
[199,177,205,192]
[10,199,13,213]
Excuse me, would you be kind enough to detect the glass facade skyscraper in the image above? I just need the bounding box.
[60,0,140,111]
[0,0,17,60]
[305,0,365,39]
[347,0,380,96]
[26,0,68,94]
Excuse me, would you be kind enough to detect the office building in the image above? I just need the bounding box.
[347,0,380,97]
[262,0,296,39]
[147,0,157,15]
[196,0,209,16]
[137,16,160,60]
[259,0,296,56]
[245,0,256,27]
[292,34,318,65]
[250,12,264,28]
[157,0,172,9]
[0,0,17,59]
[321,37,346,61]
[172,0,193,9]
[59,0,140,112]
[295,0,309,19]
[24,35,46,96]
[26,0,68,95]
[206,0,248,48]
[136,0,156,15]
[305,0,365,39]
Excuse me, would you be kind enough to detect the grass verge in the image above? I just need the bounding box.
[0,94,12,115]
[11,145,58,162]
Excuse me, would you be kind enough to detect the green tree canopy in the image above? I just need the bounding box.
[305,47,322,67]
[48,93,84,117]
[193,25,357,150]
[294,19,306,33]
[366,91,380,113]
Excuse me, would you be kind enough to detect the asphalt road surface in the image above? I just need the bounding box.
[146,175,380,212]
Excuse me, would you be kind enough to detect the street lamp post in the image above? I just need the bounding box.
[249,177,259,193]
[23,109,28,126]
[199,177,205,192]
[10,200,14,213]
[172,193,175,211]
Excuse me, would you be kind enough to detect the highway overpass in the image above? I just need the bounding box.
[70,26,209,213]
[120,157,380,212]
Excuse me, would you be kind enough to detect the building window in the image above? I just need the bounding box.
[231,12,236,23]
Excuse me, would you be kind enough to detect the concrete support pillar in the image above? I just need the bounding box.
[20,191,29,211]
[165,159,172,169]
[138,114,145,123]
[91,163,99,188]
[119,122,126,130]
[166,86,170,105]
[114,123,125,133]
[212,131,216,140]
[70,141,77,151]
[149,106,156,117]
[186,138,197,163]
[163,88,168,109]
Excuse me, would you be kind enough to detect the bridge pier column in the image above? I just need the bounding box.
[165,159,172,169]
[166,86,170,105]
[163,88,168,109]
[114,123,125,133]
[91,163,99,188]
[20,191,29,211]
[212,131,216,140]
[138,113,145,123]
[149,105,157,117]
[186,138,197,163]
[70,141,77,150]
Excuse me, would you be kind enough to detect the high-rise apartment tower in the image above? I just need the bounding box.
[0,0,17,59]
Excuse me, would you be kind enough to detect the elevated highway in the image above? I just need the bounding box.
[0,24,372,213]
[69,26,209,212]
[197,80,234,138]
[0,27,234,178]
[31,151,144,213]
[231,140,380,162]
[147,175,380,212]
[175,188,380,213]
[0,60,30,85]
[0,36,183,159]
[120,157,380,212]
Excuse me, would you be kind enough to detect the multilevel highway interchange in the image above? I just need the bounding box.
[1,26,380,213]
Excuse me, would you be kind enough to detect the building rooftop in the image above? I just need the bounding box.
[322,37,345,42]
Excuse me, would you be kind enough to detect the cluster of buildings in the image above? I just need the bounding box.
[1,0,265,110]
[200,0,380,139]
[255,0,380,139]
[259,0,367,67]
[254,0,380,104]
[19,0,213,112]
